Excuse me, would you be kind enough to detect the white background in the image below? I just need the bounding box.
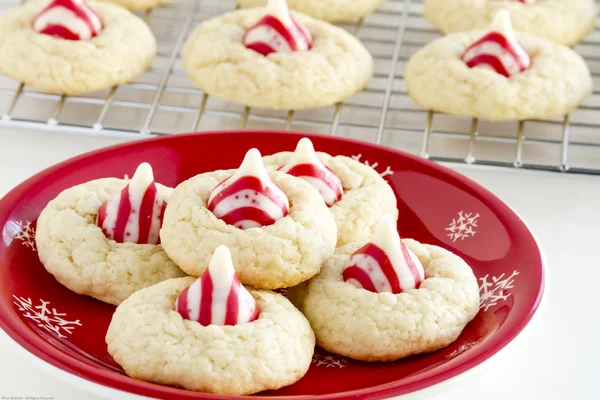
[1,129,599,399]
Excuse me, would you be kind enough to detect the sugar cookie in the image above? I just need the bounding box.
[36,166,185,305]
[0,0,156,95]
[405,12,592,121]
[98,0,167,11]
[423,0,597,46]
[106,275,315,395]
[237,0,386,22]
[160,149,337,289]
[182,2,373,110]
[290,217,480,362]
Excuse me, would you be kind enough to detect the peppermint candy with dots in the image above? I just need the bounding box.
[208,148,289,230]
[33,0,102,41]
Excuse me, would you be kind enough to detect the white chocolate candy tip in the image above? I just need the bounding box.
[268,0,292,22]
[291,138,322,164]
[208,245,235,283]
[128,162,155,200]
[490,10,516,41]
[237,148,268,178]
[132,162,154,182]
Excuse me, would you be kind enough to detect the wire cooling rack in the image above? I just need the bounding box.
[1,0,599,174]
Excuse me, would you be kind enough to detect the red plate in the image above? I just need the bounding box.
[0,131,545,399]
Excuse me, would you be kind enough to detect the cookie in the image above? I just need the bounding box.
[0,0,156,95]
[182,5,373,110]
[236,0,386,22]
[36,177,186,305]
[263,140,398,247]
[290,236,480,362]
[405,18,593,121]
[423,0,597,46]
[98,0,167,10]
[160,152,337,289]
[106,276,315,395]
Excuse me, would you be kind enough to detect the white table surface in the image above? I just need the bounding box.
[1,128,599,400]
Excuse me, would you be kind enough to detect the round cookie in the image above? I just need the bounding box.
[423,0,597,47]
[106,277,315,395]
[182,8,373,110]
[98,0,167,10]
[236,0,386,22]
[36,178,186,305]
[263,152,397,247]
[0,0,156,95]
[290,239,480,362]
[160,170,337,289]
[405,30,593,121]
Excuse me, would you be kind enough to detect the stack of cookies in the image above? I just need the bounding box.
[36,137,480,395]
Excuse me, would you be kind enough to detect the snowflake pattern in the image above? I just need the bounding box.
[311,353,347,368]
[445,211,479,242]
[351,154,394,178]
[12,296,82,338]
[13,220,36,252]
[479,270,519,311]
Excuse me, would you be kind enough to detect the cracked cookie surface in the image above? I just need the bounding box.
[98,0,167,10]
[0,0,156,95]
[182,8,373,110]
[263,152,397,247]
[36,178,185,305]
[160,170,337,289]
[424,0,597,46]
[405,30,593,121]
[290,239,480,362]
[106,277,315,395]
[236,0,385,22]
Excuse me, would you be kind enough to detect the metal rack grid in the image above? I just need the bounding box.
[1,0,599,174]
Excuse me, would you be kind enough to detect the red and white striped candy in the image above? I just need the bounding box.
[516,0,537,4]
[33,0,102,41]
[97,163,166,245]
[462,10,530,77]
[243,0,312,56]
[175,245,259,326]
[343,215,425,294]
[278,138,343,207]
[208,148,289,230]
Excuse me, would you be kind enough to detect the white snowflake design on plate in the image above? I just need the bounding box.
[446,211,479,242]
[311,353,347,368]
[13,220,36,252]
[479,270,519,311]
[13,296,82,338]
[351,154,394,178]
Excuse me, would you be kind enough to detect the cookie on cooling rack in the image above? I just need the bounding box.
[106,245,315,395]
[405,10,593,122]
[182,0,373,110]
[36,163,186,305]
[262,138,398,247]
[97,0,166,10]
[289,215,480,362]
[236,0,386,22]
[423,0,597,47]
[0,0,155,95]
[160,148,337,289]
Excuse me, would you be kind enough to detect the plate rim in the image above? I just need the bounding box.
[0,130,547,399]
